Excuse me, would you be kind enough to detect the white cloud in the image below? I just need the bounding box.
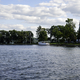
[0,24,8,29]
[50,0,64,3]
[8,24,25,30]
[39,2,59,7]
[0,24,37,36]
[0,24,37,31]
[39,0,80,18]
[60,0,80,17]
[0,0,80,36]
[0,3,66,22]
[0,24,25,30]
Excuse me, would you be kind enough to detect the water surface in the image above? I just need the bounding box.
[0,45,80,80]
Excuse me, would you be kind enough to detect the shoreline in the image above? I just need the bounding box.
[50,43,80,47]
[0,43,80,47]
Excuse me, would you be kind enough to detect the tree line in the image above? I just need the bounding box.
[0,30,33,44]
[0,18,80,44]
[36,18,80,43]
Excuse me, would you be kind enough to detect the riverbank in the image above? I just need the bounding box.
[50,43,80,47]
[0,43,80,47]
[0,43,38,45]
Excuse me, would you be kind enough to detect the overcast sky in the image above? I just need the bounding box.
[0,0,80,37]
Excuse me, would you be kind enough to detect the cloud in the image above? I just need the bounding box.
[0,24,37,36]
[39,0,80,17]
[0,24,8,30]
[0,24,37,31]
[0,24,25,30]
[60,0,80,17]
[0,0,80,36]
[0,3,66,24]
[39,0,65,7]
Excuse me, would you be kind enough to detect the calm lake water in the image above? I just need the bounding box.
[0,45,80,80]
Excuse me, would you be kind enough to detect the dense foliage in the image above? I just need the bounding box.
[77,27,80,42]
[0,18,80,44]
[37,18,80,43]
[38,31,48,41]
[36,26,48,41]
[0,30,33,44]
[48,18,77,43]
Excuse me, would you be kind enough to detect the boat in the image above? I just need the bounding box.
[38,41,50,46]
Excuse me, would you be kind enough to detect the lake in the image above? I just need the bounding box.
[0,45,80,80]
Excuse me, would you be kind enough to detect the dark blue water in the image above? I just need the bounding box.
[0,45,80,80]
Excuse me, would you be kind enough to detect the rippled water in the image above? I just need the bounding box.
[0,45,80,80]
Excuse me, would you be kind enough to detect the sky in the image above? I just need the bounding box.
[0,0,80,37]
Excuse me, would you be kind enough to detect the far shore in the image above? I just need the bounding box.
[50,43,80,47]
[0,43,80,47]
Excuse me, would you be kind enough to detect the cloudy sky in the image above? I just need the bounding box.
[0,0,80,37]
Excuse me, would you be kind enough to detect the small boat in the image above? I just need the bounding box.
[38,41,50,46]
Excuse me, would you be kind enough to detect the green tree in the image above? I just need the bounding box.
[5,31,11,44]
[64,18,76,42]
[0,30,33,44]
[0,30,7,44]
[49,25,64,42]
[0,32,3,43]
[77,27,80,42]
[48,25,55,42]
[36,26,42,38]
[26,31,33,44]
[38,31,48,41]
